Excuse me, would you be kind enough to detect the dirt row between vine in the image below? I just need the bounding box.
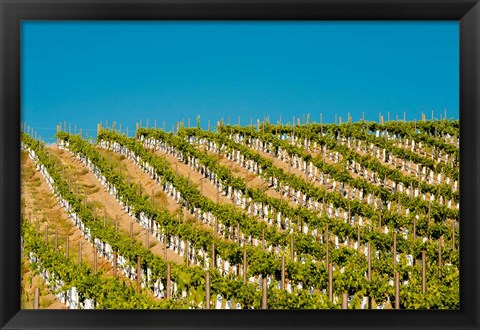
[309,142,455,193]
[150,146,296,235]
[228,144,342,197]
[185,146,298,208]
[244,143,453,216]
[152,148,234,206]
[46,146,185,265]
[20,152,155,303]
[95,146,238,243]
[203,148,301,211]
[20,259,66,309]
[21,152,123,274]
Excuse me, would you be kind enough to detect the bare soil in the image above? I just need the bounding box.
[96,146,236,243]
[153,148,233,206]
[47,146,184,265]
[20,259,67,309]
[21,153,135,281]
[210,149,300,211]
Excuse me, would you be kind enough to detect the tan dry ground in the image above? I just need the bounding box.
[308,144,456,213]
[20,259,66,309]
[234,144,337,196]
[21,152,126,276]
[309,141,455,192]
[47,146,184,265]
[149,145,294,235]
[153,148,233,206]
[209,148,300,211]
[96,146,236,243]
[96,147,179,214]
[20,152,150,300]
[243,143,452,215]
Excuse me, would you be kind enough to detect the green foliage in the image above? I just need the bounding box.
[21,117,460,309]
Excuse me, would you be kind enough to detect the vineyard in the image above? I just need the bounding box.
[20,118,460,309]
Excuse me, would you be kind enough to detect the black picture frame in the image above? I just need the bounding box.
[1,1,479,329]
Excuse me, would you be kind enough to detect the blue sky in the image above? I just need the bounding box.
[21,21,459,142]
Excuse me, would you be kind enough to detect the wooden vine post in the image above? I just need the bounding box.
[348,201,351,223]
[357,225,360,249]
[342,292,348,309]
[137,255,141,294]
[33,287,40,309]
[368,242,372,309]
[281,254,285,290]
[261,277,268,309]
[438,237,443,280]
[328,263,333,301]
[290,233,294,260]
[237,223,240,244]
[113,251,117,277]
[94,246,98,274]
[395,272,400,309]
[422,250,426,294]
[452,222,456,251]
[166,263,171,299]
[211,242,215,269]
[325,224,329,267]
[54,229,58,252]
[65,236,69,258]
[185,241,189,267]
[205,271,210,309]
[243,244,247,284]
[428,200,432,240]
[393,231,397,271]
[78,241,82,264]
